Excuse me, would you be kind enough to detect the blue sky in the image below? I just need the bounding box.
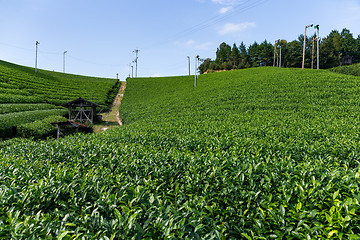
[1,0,360,79]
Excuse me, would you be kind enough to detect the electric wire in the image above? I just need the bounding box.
[143,0,268,50]
[0,0,268,75]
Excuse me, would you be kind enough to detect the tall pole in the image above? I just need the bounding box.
[128,63,132,78]
[133,49,139,78]
[279,45,282,68]
[35,41,40,73]
[316,25,320,70]
[311,37,315,69]
[302,24,313,69]
[187,56,190,76]
[63,50,67,73]
[194,55,199,87]
[273,40,277,67]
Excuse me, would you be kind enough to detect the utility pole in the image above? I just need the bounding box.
[314,25,320,70]
[187,56,191,76]
[63,50,67,73]
[133,49,140,78]
[311,37,315,69]
[131,65,134,78]
[279,45,282,68]
[273,39,278,67]
[35,41,40,73]
[302,24,313,69]
[194,55,199,87]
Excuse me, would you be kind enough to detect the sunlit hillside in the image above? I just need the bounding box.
[1,67,360,238]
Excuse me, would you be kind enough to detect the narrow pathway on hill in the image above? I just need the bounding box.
[93,82,126,132]
[114,83,126,126]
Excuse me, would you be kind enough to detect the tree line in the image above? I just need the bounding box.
[199,28,360,74]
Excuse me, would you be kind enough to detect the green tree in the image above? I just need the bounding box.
[248,42,260,67]
[320,30,342,68]
[238,42,250,69]
[198,58,211,74]
[340,28,357,64]
[283,40,302,68]
[354,34,360,63]
[230,43,241,68]
[341,28,357,56]
[259,40,273,66]
[216,42,232,64]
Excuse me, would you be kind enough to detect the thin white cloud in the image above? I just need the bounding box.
[194,41,213,50]
[184,40,196,47]
[219,6,233,14]
[175,40,213,50]
[218,22,256,35]
[212,0,242,5]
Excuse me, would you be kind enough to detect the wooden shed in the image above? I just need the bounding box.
[61,97,101,123]
[341,56,353,66]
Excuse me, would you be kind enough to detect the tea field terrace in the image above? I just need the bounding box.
[1,67,360,238]
[0,60,119,138]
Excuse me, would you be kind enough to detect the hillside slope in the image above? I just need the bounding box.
[1,68,360,238]
[0,60,118,138]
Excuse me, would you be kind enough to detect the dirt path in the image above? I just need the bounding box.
[93,82,126,132]
[114,84,126,126]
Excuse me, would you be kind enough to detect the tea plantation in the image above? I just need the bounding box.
[1,67,360,239]
[331,63,360,77]
[0,60,119,139]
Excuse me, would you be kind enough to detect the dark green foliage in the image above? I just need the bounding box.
[105,80,121,105]
[320,30,343,68]
[199,28,360,73]
[216,42,232,64]
[0,60,118,139]
[0,60,117,107]
[341,29,358,58]
[230,43,241,67]
[0,109,68,139]
[17,115,68,139]
[0,103,62,114]
[1,68,360,238]
[239,41,251,69]
[198,58,211,74]
[330,63,360,77]
[283,40,302,68]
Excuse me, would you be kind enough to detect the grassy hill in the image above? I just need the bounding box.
[0,60,119,138]
[1,67,360,238]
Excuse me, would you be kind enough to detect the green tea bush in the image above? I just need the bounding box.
[0,109,68,139]
[17,115,68,139]
[0,60,119,138]
[330,63,360,77]
[2,68,360,238]
[105,80,121,105]
[0,103,61,114]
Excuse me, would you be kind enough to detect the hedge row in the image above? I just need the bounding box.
[0,109,68,139]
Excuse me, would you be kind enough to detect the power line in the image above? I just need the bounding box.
[143,0,268,50]
[173,0,267,39]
